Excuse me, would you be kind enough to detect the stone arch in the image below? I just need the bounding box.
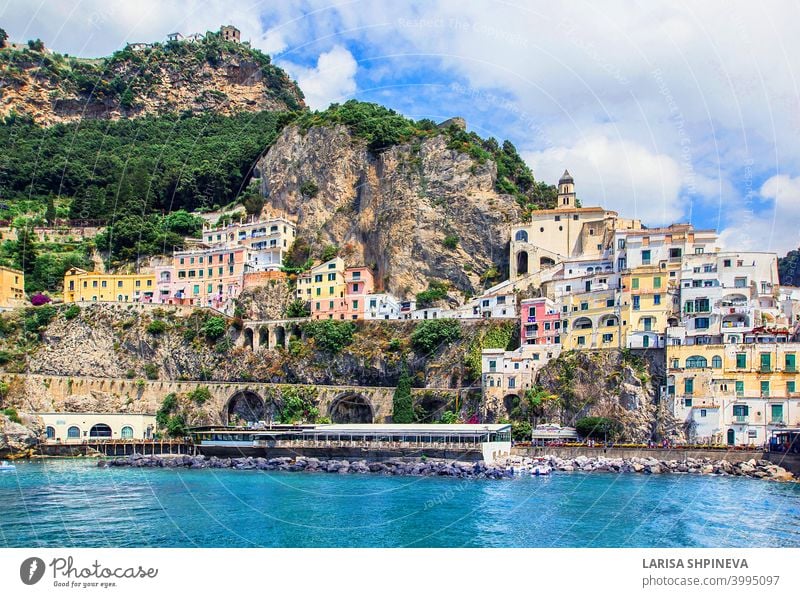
[289,323,302,340]
[573,316,593,330]
[258,326,269,349]
[540,256,556,269]
[227,390,267,425]
[243,328,254,350]
[515,229,528,242]
[516,251,529,275]
[329,393,374,423]
[503,393,519,416]
[274,326,286,348]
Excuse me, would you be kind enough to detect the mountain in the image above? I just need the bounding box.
[0,32,304,125]
[779,249,800,286]
[256,101,557,297]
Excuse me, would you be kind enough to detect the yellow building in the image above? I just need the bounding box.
[0,265,25,310]
[621,266,676,348]
[667,334,800,446]
[295,257,347,319]
[561,287,623,349]
[63,268,156,303]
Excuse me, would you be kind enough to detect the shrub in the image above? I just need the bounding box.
[30,293,51,306]
[301,320,356,354]
[125,369,135,379]
[415,280,449,308]
[575,416,621,441]
[1,406,21,424]
[510,420,532,442]
[442,234,459,250]
[439,410,458,424]
[392,363,415,423]
[156,393,178,427]
[388,338,402,352]
[320,244,339,262]
[411,319,461,354]
[187,386,211,405]
[165,415,187,438]
[201,316,226,340]
[63,304,80,320]
[285,299,310,318]
[144,363,159,380]
[146,319,167,335]
[299,179,319,198]
[277,386,319,423]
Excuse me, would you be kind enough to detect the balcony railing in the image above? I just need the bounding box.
[734,415,748,423]
[770,418,785,425]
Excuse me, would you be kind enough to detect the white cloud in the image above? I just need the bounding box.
[719,175,800,255]
[280,45,357,110]
[524,135,685,226]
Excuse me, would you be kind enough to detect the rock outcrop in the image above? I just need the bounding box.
[0,414,40,457]
[257,125,521,297]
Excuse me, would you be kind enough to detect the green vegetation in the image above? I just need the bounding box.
[411,319,461,354]
[439,410,458,424]
[510,386,559,429]
[301,320,356,354]
[442,234,459,250]
[187,386,212,405]
[320,244,339,262]
[200,316,226,341]
[1,406,21,424]
[299,179,319,198]
[464,321,516,379]
[146,319,167,335]
[778,248,800,286]
[23,305,58,337]
[143,363,159,380]
[275,386,319,423]
[63,304,80,320]
[284,299,310,318]
[391,362,415,423]
[156,393,186,437]
[575,416,621,441]
[415,280,449,308]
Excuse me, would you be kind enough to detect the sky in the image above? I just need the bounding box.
[2,0,800,255]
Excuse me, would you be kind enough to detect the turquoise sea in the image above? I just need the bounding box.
[1,460,799,548]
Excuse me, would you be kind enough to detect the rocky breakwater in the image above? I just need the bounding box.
[97,454,514,479]
[507,455,795,482]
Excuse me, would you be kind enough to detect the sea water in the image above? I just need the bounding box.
[1,460,799,548]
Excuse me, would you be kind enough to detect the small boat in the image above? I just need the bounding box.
[0,460,17,471]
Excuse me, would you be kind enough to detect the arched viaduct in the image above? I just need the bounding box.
[3,374,460,426]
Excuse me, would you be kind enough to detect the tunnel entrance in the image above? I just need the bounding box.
[328,393,374,424]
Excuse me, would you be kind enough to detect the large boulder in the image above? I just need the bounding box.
[0,415,39,457]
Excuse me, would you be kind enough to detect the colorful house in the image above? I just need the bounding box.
[63,268,156,303]
[520,297,562,346]
[298,258,347,320]
[0,265,25,310]
[342,267,375,320]
[621,265,675,348]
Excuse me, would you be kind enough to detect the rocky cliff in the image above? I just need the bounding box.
[257,124,521,298]
[534,349,680,442]
[0,37,304,125]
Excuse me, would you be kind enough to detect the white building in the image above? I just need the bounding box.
[201,216,296,273]
[39,413,156,443]
[363,293,403,320]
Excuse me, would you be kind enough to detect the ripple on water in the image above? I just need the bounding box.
[1,462,799,548]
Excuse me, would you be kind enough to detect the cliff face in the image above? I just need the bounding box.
[534,349,680,442]
[257,125,521,297]
[0,41,304,125]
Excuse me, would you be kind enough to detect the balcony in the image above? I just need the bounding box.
[734,415,748,423]
[770,418,785,425]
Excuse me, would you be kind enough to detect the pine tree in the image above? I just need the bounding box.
[392,361,415,423]
[44,196,56,225]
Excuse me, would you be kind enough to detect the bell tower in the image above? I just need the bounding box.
[556,169,576,209]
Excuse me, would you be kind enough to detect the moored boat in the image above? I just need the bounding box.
[0,460,17,471]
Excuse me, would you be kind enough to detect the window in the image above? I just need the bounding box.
[694,317,710,329]
[788,381,796,394]
[653,294,661,305]
[653,277,661,289]
[121,426,134,439]
[508,377,516,389]
[723,259,731,267]
[700,409,707,417]
[602,333,613,343]
[684,378,694,394]
[711,355,722,368]
[314,274,323,283]
[352,300,358,309]
[733,405,748,417]
[632,296,640,311]
[760,353,771,372]
[771,404,784,423]
[684,398,693,407]
[641,250,651,265]
[761,381,770,397]
[46,426,55,439]
[734,277,746,288]
[618,239,625,249]
[577,336,586,346]
[695,247,704,254]
[671,358,679,369]
[327,273,336,281]
[735,380,744,396]
[353,283,359,292]
[67,426,80,439]
[489,360,497,372]
[580,302,588,311]
[669,248,682,259]
[685,355,708,368]
[632,278,639,289]
[785,354,796,371]
[606,299,615,307]
[736,353,746,369]
[514,230,528,242]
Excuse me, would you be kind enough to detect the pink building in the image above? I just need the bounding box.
[343,267,375,320]
[155,246,247,310]
[521,297,562,345]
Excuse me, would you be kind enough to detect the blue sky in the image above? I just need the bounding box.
[3,0,799,254]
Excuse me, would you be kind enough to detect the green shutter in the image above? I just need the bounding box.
[735,380,744,396]
[736,353,746,369]
[786,354,796,371]
[684,378,694,394]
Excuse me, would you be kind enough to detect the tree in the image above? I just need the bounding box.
[575,416,621,441]
[44,196,56,225]
[200,316,226,340]
[11,223,38,277]
[27,38,44,52]
[285,299,310,318]
[301,320,356,353]
[514,386,558,429]
[410,319,461,354]
[0,28,8,49]
[392,362,415,423]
